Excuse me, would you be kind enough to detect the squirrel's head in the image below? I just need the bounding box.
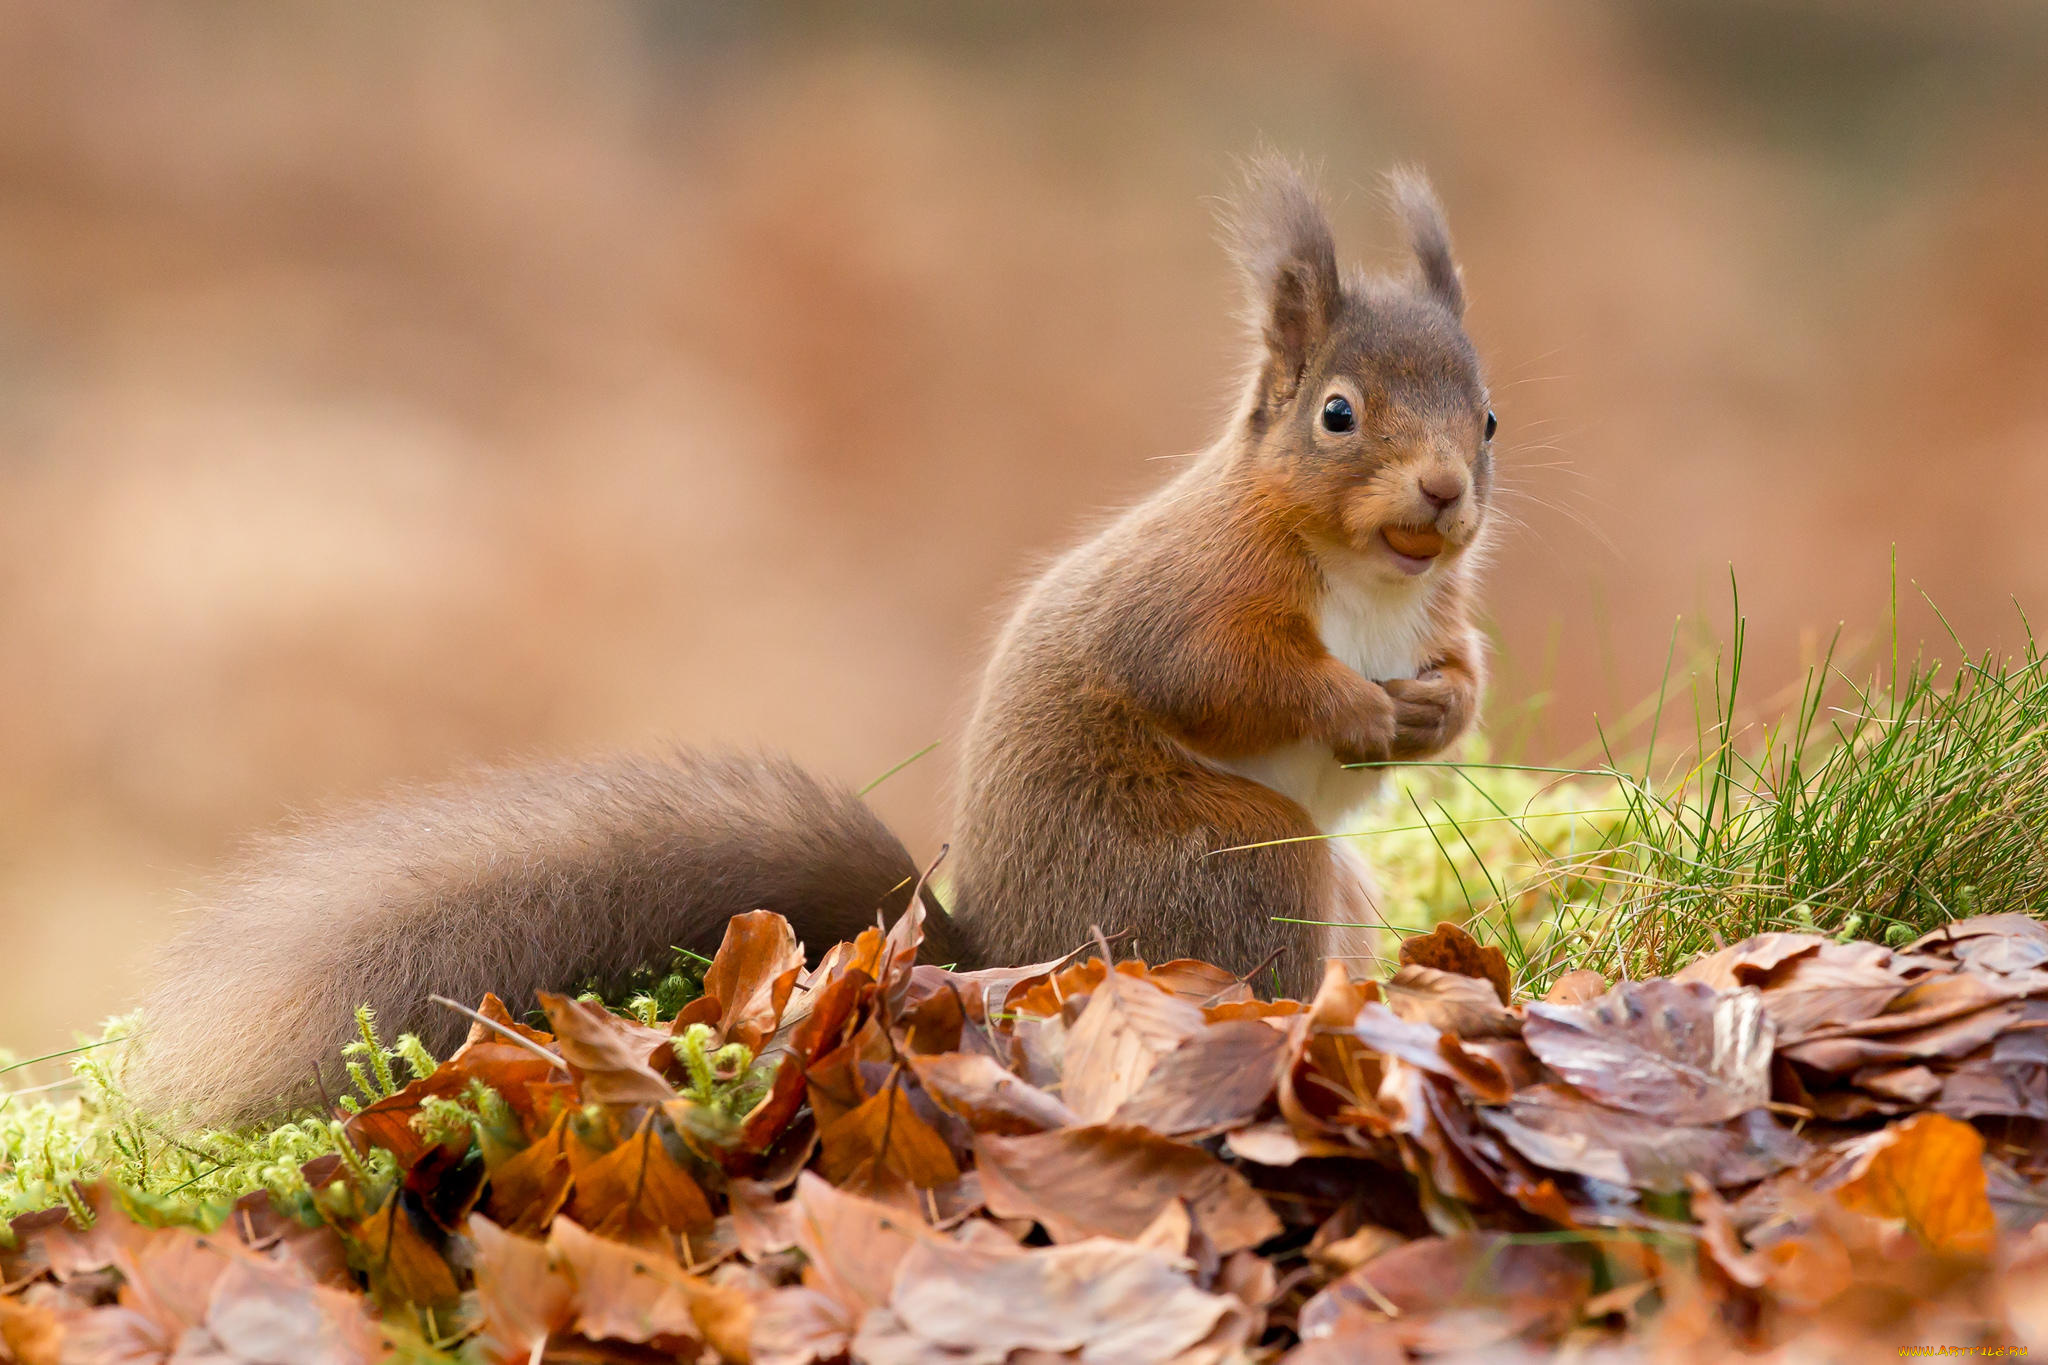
[1224,157,1492,581]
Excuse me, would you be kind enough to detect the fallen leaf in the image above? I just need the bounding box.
[1299,1232,1592,1354]
[568,1113,717,1242]
[548,1216,706,1350]
[1781,1000,2026,1073]
[1524,978,1773,1123]
[817,1081,962,1189]
[1399,921,1511,1004]
[1144,959,1255,1006]
[1478,1084,1808,1192]
[1380,965,1520,1038]
[0,1291,66,1365]
[468,1214,575,1363]
[754,1286,855,1365]
[342,1191,459,1309]
[1753,945,1908,1039]
[974,1124,1280,1252]
[1672,932,1827,991]
[484,1110,574,1236]
[1111,1019,1289,1137]
[1938,1058,2048,1119]
[1345,1002,1510,1102]
[200,1257,385,1364]
[1906,913,2048,956]
[538,992,679,1107]
[1830,1112,1996,1255]
[1543,970,1609,1006]
[699,909,807,1052]
[786,1172,925,1316]
[867,1235,1249,1365]
[1059,966,1206,1123]
[911,1052,1077,1135]
[1279,962,1393,1139]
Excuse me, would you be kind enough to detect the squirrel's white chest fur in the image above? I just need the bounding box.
[1211,549,1434,833]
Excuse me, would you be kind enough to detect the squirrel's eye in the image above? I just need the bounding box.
[1484,409,1498,441]
[1321,395,1356,434]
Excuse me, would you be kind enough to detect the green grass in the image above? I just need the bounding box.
[1348,589,2046,993]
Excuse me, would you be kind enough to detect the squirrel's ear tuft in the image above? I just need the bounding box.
[1222,153,1341,407]
[1387,167,1463,318]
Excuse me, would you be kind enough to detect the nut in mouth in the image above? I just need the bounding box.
[1381,525,1445,560]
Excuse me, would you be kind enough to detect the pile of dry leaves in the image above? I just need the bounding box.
[4,904,2046,1363]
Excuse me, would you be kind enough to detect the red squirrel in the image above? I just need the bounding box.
[131,159,1495,1124]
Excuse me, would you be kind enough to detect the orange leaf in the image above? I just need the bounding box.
[1832,1112,1996,1255]
[699,909,806,1052]
[548,1216,723,1352]
[817,1082,962,1189]
[484,1111,574,1236]
[467,1214,574,1363]
[1400,921,1511,1005]
[344,1191,460,1309]
[974,1124,1281,1253]
[537,992,678,1107]
[569,1115,717,1243]
[1059,967,1205,1123]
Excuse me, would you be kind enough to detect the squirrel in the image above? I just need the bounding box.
[128,158,1496,1126]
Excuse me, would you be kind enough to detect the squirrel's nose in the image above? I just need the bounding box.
[1419,469,1466,510]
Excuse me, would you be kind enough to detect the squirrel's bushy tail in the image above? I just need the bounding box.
[128,748,948,1127]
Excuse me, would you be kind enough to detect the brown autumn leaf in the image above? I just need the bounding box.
[0,1291,66,1365]
[484,1110,574,1236]
[1345,1001,1510,1102]
[343,1191,460,1309]
[1298,1232,1593,1354]
[1830,1112,1997,1255]
[1381,1065,1572,1221]
[910,1052,1077,1135]
[1542,969,1609,1005]
[195,1257,387,1365]
[1380,964,1520,1038]
[1399,921,1511,1005]
[1672,932,1828,990]
[817,1081,963,1189]
[1780,999,2027,1073]
[1059,965,1207,1123]
[1111,1018,1289,1137]
[567,1113,717,1242]
[1279,961,1394,1140]
[974,1124,1281,1252]
[1145,958,1256,1006]
[1005,956,1118,1019]
[786,1171,926,1316]
[1906,913,2048,957]
[537,991,679,1107]
[1477,1083,1809,1192]
[548,1216,709,1352]
[699,908,807,1052]
[754,1287,857,1365]
[1801,969,2024,1042]
[468,1214,575,1364]
[1747,940,1913,1041]
[864,1235,1251,1365]
[1938,1056,2048,1120]
[1855,1062,1943,1104]
[1523,978,1773,1123]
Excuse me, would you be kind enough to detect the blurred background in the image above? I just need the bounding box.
[3,0,2046,1054]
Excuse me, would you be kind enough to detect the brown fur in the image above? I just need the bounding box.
[951,156,1492,997]
[129,751,940,1124]
[131,157,1494,1122]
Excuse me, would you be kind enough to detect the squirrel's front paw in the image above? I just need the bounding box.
[1330,683,1400,767]
[1383,671,1473,760]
